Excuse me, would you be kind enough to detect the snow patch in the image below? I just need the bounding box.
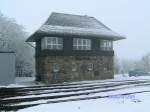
[18,92,150,112]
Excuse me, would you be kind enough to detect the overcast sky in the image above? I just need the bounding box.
[0,0,150,60]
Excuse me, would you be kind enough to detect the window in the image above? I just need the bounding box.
[41,37,63,50]
[73,38,91,50]
[52,63,60,72]
[0,39,8,49]
[71,63,77,71]
[87,63,93,71]
[100,40,113,51]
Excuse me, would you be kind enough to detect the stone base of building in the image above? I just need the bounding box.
[36,56,114,84]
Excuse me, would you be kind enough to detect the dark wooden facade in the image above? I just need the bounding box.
[35,37,114,57]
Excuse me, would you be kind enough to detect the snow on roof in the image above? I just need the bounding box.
[45,12,109,29]
[27,12,125,42]
[39,25,124,40]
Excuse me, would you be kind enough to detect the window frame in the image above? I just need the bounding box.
[71,63,77,72]
[52,63,60,72]
[41,37,63,50]
[0,39,8,49]
[73,38,91,50]
[100,40,113,51]
[87,63,94,71]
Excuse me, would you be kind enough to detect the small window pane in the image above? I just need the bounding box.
[58,38,62,44]
[87,40,91,45]
[87,63,93,71]
[78,39,82,45]
[53,45,57,49]
[83,39,86,45]
[72,63,77,71]
[53,63,60,72]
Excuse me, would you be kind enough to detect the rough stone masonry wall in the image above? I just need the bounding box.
[36,56,114,84]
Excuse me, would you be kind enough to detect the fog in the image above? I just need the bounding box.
[0,0,150,60]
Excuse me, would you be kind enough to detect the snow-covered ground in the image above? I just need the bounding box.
[16,75,150,112]
[1,74,150,88]
[18,90,150,112]
[114,73,150,80]
[0,77,37,88]
[1,75,150,112]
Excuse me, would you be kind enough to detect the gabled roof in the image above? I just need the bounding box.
[27,12,125,42]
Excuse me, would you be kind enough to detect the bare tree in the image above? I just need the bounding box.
[141,53,150,72]
[0,12,35,77]
[114,55,121,74]
[114,53,150,75]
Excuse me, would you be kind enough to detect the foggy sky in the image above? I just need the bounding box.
[0,0,150,60]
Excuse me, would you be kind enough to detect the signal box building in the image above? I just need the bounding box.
[27,12,125,83]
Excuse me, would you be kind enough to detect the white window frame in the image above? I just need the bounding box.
[73,38,91,50]
[100,40,113,51]
[41,37,63,50]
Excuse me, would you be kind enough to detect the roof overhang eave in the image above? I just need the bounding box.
[26,32,125,42]
[26,25,126,42]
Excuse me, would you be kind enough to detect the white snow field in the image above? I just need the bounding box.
[18,92,150,112]
[0,77,37,88]
[1,75,150,112]
[1,73,149,87]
